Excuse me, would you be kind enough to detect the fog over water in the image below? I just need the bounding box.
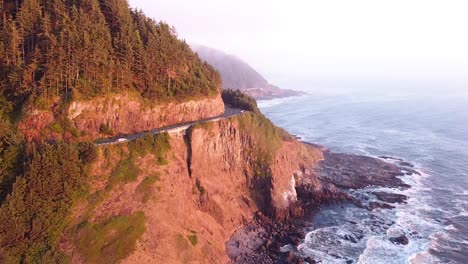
[129,0,468,89]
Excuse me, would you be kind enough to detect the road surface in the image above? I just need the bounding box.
[96,106,244,145]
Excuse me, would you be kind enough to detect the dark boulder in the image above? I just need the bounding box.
[390,234,409,245]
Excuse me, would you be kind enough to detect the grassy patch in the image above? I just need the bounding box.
[137,176,159,203]
[237,112,286,177]
[128,133,171,162]
[106,133,171,188]
[156,156,169,165]
[187,234,198,246]
[109,158,140,186]
[76,212,146,264]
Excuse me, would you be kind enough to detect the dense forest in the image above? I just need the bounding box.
[0,0,222,262]
[0,0,221,110]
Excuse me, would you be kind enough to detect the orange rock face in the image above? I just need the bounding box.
[68,93,225,139]
[19,93,225,142]
[64,117,323,263]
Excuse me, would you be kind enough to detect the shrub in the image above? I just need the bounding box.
[187,234,198,246]
[99,123,113,135]
[49,122,64,134]
[77,141,98,163]
[76,212,146,264]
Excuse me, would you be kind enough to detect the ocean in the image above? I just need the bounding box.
[258,86,468,264]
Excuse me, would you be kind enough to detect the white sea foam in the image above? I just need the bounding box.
[446,224,457,231]
[263,92,467,263]
[257,94,307,109]
[408,249,442,264]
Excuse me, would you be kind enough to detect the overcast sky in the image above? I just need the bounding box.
[128,0,468,87]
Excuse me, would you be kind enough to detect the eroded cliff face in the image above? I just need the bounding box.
[68,93,225,138]
[19,93,224,142]
[62,115,325,263]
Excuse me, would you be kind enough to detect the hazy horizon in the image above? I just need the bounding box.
[129,0,468,90]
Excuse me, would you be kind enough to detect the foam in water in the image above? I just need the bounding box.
[296,167,447,263]
[260,91,468,263]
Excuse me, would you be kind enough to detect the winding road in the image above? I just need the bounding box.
[96,106,244,145]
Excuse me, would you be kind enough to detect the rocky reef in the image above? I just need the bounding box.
[226,149,416,263]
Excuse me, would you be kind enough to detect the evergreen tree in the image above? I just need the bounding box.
[0,0,221,105]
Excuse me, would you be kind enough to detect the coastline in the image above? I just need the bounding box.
[226,143,419,263]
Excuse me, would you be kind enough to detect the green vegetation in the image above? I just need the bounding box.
[46,111,82,139]
[0,143,89,263]
[75,211,146,264]
[0,0,221,111]
[77,141,98,163]
[222,89,259,112]
[128,133,171,163]
[0,112,25,203]
[110,158,141,185]
[48,122,65,134]
[109,133,170,186]
[238,112,285,171]
[137,175,159,203]
[99,123,114,135]
[187,234,198,246]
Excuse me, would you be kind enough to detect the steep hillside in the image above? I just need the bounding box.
[192,45,301,99]
[59,113,325,263]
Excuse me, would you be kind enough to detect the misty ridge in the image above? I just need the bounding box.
[191,45,301,99]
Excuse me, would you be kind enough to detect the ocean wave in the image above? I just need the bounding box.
[262,92,468,263]
[257,94,307,109]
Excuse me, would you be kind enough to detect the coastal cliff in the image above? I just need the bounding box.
[54,112,330,263]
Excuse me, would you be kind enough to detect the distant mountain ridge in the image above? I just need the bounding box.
[192,45,301,100]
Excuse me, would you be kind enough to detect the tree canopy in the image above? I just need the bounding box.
[0,0,221,108]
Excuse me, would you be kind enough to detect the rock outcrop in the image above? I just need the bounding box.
[68,93,225,138]
[19,93,225,142]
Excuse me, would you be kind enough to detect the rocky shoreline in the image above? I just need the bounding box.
[226,148,417,263]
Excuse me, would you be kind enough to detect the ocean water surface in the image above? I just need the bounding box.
[258,88,468,264]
